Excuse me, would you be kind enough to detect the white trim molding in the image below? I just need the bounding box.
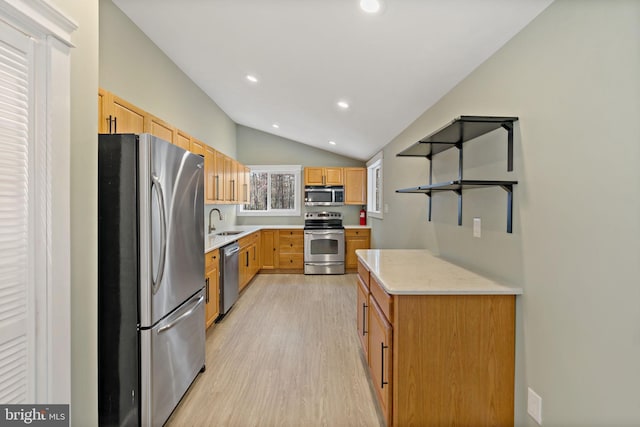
[0,0,76,405]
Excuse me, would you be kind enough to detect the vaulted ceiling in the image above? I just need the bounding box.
[112,0,553,160]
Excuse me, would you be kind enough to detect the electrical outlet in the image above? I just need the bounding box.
[473,217,481,238]
[527,387,542,425]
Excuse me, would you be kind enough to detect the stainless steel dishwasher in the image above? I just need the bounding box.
[219,241,240,318]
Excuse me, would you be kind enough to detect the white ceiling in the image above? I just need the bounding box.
[112,0,553,161]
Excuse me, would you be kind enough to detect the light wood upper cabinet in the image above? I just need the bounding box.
[99,89,146,134]
[98,88,251,205]
[147,115,175,144]
[204,146,216,204]
[98,88,108,133]
[304,167,343,186]
[175,130,192,151]
[190,138,206,155]
[111,95,146,134]
[344,167,367,205]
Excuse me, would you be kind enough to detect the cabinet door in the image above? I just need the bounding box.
[98,88,109,133]
[214,150,226,202]
[241,166,251,204]
[147,115,175,143]
[324,167,343,185]
[205,251,219,329]
[345,230,370,269]
[261,230,277,269]
[304,167,325,185]
[111,95,146,134]
[239,247,250,291]
[369,296,392,426]
[175,130,191,152]
[344,167,366,205]
[204,146,216,204]
[190,138,206,156]
[357,276,369,359]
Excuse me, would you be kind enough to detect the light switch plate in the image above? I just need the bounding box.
[473,217,481,238]
[527,387,542,425]
[384,203,389,213]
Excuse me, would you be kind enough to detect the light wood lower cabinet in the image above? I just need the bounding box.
[345,229,370,270]
[278,229,304,270]
[356,274,369,360]
[204,249,220,329]
[260,230,277,270]
[357,260,516,427]
[239,231,260,291]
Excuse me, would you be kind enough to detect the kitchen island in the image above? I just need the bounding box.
[355,249,521,427]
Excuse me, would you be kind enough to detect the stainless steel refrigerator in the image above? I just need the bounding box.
[98,133,205,427]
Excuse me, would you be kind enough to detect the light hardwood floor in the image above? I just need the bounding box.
[167,273,384,427]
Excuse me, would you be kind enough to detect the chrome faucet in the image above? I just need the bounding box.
[208,208,223,234]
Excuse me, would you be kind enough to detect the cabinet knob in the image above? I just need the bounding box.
[290,243,293,247]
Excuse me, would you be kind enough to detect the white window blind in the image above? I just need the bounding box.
[0,20,33,403]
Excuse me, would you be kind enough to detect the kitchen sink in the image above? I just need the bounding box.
[216,231,243,236]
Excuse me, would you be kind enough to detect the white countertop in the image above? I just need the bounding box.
[356,249,522,296]
[205,224,371,253]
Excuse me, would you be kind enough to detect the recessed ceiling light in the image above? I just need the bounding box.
[360,0,382,14]
[329,140,336,145]
[337,100,350,109]
[272,123,280,129]
[246,74,258,83]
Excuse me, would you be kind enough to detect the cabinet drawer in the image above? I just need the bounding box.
[278,253,304,269]
[205,249,219,271]
[238,231,259,249]
[279,231,303,253]
[370,275,392,322]
[346,228,370,238]
[357,259,370,288]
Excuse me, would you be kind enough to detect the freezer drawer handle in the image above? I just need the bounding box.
[151,174,168,294]
[158,295,204,334]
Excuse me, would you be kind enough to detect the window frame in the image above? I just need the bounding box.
[237,165,302,216]
[367,151,383,219]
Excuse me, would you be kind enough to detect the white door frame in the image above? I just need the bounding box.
[0,0,76,404]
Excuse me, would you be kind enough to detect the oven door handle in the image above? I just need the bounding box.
[305,262,344,266]
[304,230,344,235]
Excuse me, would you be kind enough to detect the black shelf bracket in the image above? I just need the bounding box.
[499,184,515,233]
[502,122,514,172]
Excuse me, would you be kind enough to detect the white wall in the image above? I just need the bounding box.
[99,0,236,158]
[235,124,366,226]
[375,1,640,425]
[48,0,99,425]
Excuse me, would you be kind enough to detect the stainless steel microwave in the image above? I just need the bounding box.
[304,186,344,206]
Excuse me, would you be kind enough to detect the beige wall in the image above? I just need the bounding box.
[375,1,640,425]
[235,125,365,226]
[48,0,99,425]
[99,0,236,158]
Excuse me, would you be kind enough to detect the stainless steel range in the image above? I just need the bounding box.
[304,211,345,275]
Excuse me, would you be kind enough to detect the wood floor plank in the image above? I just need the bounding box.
[167,274,383,427]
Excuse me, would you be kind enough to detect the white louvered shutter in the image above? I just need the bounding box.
[0,19,34,403]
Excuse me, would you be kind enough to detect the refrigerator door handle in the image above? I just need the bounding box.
[151,174,168,294]
[157,295,204,334]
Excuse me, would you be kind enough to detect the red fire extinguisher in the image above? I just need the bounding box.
[359,207,366,226]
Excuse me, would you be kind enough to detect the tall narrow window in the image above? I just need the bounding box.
[367,152,383,219]
[238,165,301,216]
